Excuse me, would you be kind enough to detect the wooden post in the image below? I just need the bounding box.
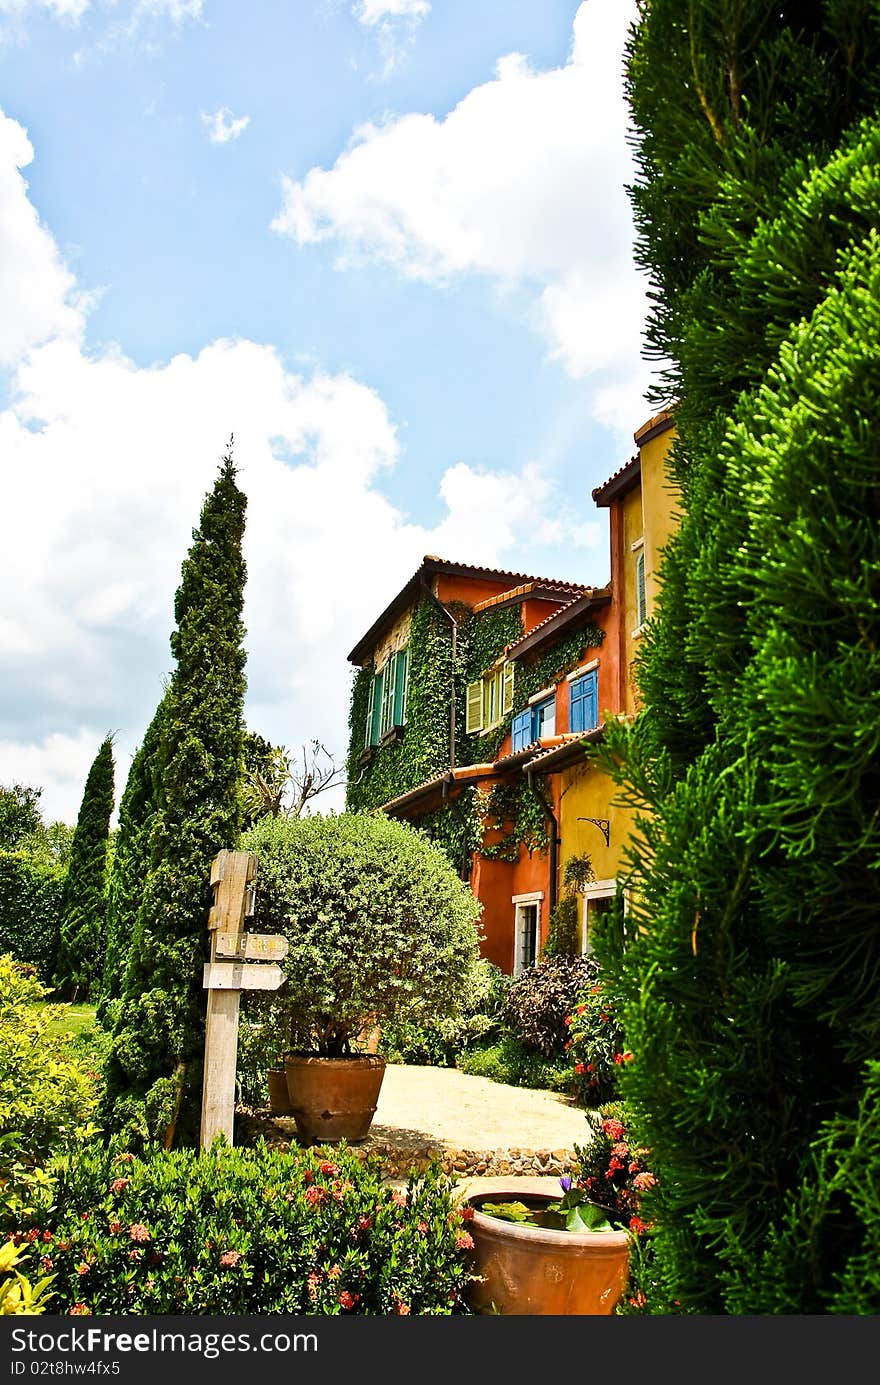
[199,849,256,1149]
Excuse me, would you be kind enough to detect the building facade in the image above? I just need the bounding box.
[345,409,678,973]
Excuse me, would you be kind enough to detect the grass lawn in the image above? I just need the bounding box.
[42,1001,98,1042]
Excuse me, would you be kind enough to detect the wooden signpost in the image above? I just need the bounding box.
[199,848,286,1150]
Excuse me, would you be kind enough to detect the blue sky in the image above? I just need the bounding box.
[0,0,656,823]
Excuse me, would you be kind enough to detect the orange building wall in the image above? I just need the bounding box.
[435,574,517,608]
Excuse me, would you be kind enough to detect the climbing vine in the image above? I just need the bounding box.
[345,591,604,865]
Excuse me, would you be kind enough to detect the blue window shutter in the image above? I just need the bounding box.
[393,648,408,725]
[570,678,586,734]
[585,670,598,729]
[570,670,598,734]
[511,709,531,753]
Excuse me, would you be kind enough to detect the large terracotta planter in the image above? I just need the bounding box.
[284,1053,386,1144]
[267,1068,294,1116]
[460,1176,630,1316]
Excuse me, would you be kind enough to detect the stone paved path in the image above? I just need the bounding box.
[265,1063,593,1180]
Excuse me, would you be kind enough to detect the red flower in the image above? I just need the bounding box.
[42,1230,53,1243]
[601,1118,625,1141]
[393,1300,411,1315]
[574,1062,585,1074]
[220,1250,242,1267]
[455,1230,474,1251]
[338,1290,359,1310]
[356,1215,372,1232]
[629,1216,649,1235]
[69,1304,92,1316]
[129,1224,151,1243]
[110,1178,130,1194]
[76,1264,90,1277]
[633,1172,657,1190]
[26,1229,39,1243]
[319,1161,339,1176]
[108,1220,124,1234]
[391,1190,407,1208]
[115,1152,135,1163]
[460,1204,474,1221]
[305,1185,326,1207]
[612,1141,629,1157]
[40,1257,53,1273]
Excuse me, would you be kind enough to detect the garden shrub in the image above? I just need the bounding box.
[540,894,580,959]
[378,958,510,1067]
[240,812,482,1057]
[0,955,101,1167]
[501,954,598,1058]
[7,1140,476,1315]
[565,976,628,1106]
[455,1034,574,1095]
[0,852,65,981]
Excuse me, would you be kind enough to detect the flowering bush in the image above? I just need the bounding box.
[3,1140,475,1315]
[565,977,629,1106]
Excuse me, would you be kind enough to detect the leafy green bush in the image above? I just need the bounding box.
[501,955,598,1058]
[378,958,510,1067]
[6,1140,476,1315]
[0,955,101,1166]
[241,812,482,1057]
[456,1034,574,1095]
[0,852,65,981]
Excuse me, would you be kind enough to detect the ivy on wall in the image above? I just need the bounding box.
[345,591,604,868]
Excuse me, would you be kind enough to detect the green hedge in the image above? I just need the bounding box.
[0,851,65,980]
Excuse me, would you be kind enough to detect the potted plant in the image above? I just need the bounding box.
[240,811,483,1144]
[458,1104,655,1315]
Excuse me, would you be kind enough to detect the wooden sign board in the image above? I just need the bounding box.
[214,931,289,961]
[203,962,285,992]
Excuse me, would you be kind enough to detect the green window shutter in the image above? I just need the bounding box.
[364,674,376,747]
[394,648,409,726]
[636,550,647,627]
[371,669,384,744]
[380,658,397,736]
[466,680,484,734]
[502,660,515,714]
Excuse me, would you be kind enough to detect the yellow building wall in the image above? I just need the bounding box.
[639,424,679,616]
[620,484,645,717]
[558,756,637,948]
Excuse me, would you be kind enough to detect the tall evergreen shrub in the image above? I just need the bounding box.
[103,445,247,1149]
[594,1,880,1314]
[53,735,115,1001]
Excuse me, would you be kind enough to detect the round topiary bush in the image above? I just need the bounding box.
[240,812,483,1058]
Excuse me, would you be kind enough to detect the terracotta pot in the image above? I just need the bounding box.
[461,1176,630,1316]
[284,1053,386,1144]
[267,1068,294,1116]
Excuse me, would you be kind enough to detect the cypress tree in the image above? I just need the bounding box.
[103,443,247,1149]
[53,734,115,1002]
[96,695,167,1026]
[594,2,880,1314]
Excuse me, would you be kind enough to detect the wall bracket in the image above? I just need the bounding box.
[578,816,610,848]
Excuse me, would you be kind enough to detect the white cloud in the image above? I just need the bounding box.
[274,0,653,434]
[0,110,605,825]
[201,106,250,145]
[0,112,86,365]
[355,0,429,26]
[0,0,88,18]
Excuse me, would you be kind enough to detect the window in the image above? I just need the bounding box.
[465,660,515,734]
[581,880,617,956]
[513,892,542,976]
[364,647,409,747]
[635,549,647,629]
[569,669,598,734]
[510,692,556,752]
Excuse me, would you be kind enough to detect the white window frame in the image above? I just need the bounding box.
[580,878,617,957]
[512,891,543,977]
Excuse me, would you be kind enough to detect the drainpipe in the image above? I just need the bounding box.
[419,574,458,769]
[526,766,559,917]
